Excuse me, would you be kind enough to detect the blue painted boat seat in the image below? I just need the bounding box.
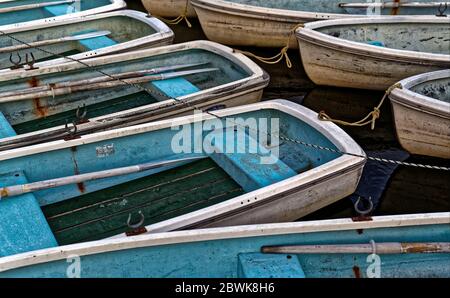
[77,33,118,51]
[0,171,57,257]
[208,129,297,192]
[43,4,76,16]
[0,111,16,139]
[152,78,201,98]
[238,253,306,278]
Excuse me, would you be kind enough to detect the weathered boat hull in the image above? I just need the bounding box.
[0,0,126,29]
[0,40,268,146]
[141,0,196,18]
[191,0,447,48]
[0,10,174,69]
[389,70,450,159]
[296,17,450,90]
[0,100,365,252]
[0,213,448,278]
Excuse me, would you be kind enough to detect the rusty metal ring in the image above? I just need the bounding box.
[127,211,145,229]
[354,196,374,216]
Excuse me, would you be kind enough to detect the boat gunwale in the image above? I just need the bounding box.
[295,16,450,65]
[0,212,448,273]
[190,0,369,23]
[0,0,127,31]
[0,40,269,144]
[0,10,175,70]
[389,69,450,118]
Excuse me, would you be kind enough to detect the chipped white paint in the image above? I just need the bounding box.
[389,69,450,158]
[141,0,197,18]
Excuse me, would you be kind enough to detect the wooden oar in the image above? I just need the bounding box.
[261,243,450,254]
[0,0,78,13]
[0,156,206,199]
[0,31,112,54]
[0,68,218,103]
[339,2,449,8]
[0,62,208,98]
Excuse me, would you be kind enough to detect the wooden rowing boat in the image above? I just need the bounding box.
[141,0,197,18]
[190,0,449,48]
[0,0,126,29]
[296,16,450,90]
[0,40,268,147]
[0,100,365,252]
[0,10,174,70]
[0,212,448,277]
[389,69,450,158]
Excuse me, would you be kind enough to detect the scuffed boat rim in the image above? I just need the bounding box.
[0,212,448,272]
[190,0,367,23]
[389,69,450,118]
[296,16,450,64]
[0,10,174,71]
[0,0,127,31]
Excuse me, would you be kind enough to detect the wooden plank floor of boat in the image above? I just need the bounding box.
[42,159,244,245]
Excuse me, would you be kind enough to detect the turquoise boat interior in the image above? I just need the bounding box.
[0,0,114,26]
[1,220,448,277]
[0,107,341,254]
[316,22,450,55]
[0,14,159,70]
[410,76,450,103]
[0,48,251,136]
[226,0,443,15]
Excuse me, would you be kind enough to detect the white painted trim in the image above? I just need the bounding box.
[0,212,448,272]
[0,0,127,31]
[296,16,450,64]
[389,69,450,117]
[0,10,174,70]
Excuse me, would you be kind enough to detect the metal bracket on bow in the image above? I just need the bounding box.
[9,52,22,69]
[437,3,448,16]
[126,211,148,236]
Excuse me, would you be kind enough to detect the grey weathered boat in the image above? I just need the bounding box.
[296,16,450,90]
[0,10,174,70]
[141,0,197,18]
[389,69,450,159]
[190,0,450,48]
[0,40,269,147]
[0,0,126,29]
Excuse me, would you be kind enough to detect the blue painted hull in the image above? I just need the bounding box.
[0,214,448,278]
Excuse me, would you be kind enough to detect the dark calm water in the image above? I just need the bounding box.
[127,0,449,219]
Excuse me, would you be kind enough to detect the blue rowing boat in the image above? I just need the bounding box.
[0,0,126,29]
[0,212,448,277]
[0,100,365,254]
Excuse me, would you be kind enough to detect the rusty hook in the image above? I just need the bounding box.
[65,119,78,136]
[9,52,22,69]
[25,52,38,70]
[75,104,88,123]
[437,3,448,16]
[127,211,145,229]
[354,196,374,216]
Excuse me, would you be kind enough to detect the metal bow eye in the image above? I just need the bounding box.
[127,211,145,230]
[354,196,374,216]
